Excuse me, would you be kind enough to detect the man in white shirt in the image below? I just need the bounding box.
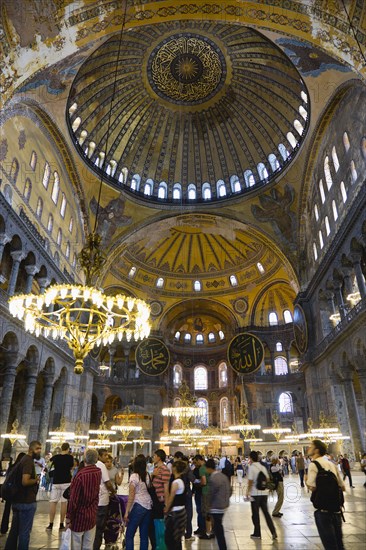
[306,439,345,550]
[245,451,277,541]
[93,448,115,550]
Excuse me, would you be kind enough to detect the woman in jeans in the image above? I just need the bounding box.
[124,455,152,550]
[164,460,187,550]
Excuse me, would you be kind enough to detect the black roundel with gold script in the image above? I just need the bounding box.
[135,338,170,376]
[227,333,264,375]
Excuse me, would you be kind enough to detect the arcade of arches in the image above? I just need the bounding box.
[0,1,365,465]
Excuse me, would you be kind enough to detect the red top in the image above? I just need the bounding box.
[152,463,170,503]
[66,465,101,532]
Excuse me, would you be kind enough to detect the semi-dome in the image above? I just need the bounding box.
[67,21,309,205]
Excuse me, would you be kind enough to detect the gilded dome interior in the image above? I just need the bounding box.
[67,22,309,204]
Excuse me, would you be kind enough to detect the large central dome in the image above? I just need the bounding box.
[67,21,309,204]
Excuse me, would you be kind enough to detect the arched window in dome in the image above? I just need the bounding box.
[343,132,350,152]
[130,174,140,191]
[56,228,62,246]
[10,158,19,182]
[23,179,32,202]
[217,180,226,197]
[268,154,280,171]
[276,342,283,352]
[362,137,366,160]
[194,280,202,292]
[350,160,358,182]
[144,179,153,196]
[196,398,209,426]
[79,130,88,146]
[172,183,182,200]
[340,181,347,203]
[269,312,278,326]
[72,254,77,268]
[96,152,105,168]
[68,102,78,116]
[324,156,333,190]
[51,172,60,204]
[69,217,73,233]
[42,162,50,189]
[208,332,215,343]
[294,119,304,136]
[313,242,318,261]
[230,175,241,193]
[332,200,338,221]
[196,334,204,344]
[325,216,330,236]
[47,214,53,233]
[86,141,96,158]
[54,251,60,266]
[119,167,128,185]
[36,197,43,218]
[229,275,238,287]
[319,180,326,204]
[275,356,288,375]
[257,262,265,274]
[314,204,319,221]
[279,392,293,413]
[72,117,81,132]
[257,163,269,180]
[332,146,340,172]
[128,266,136,279]
[188,184,196,200]
[218,330,225,340]
[184,333,191,343]
[319,230,324,249]
[299,105,307,120]
[219,362,228,388]
[106,160,116,176]
[278,143,289,160]
[287,132,297,149]
[174,331,180,341]
[156,277,164,288]
[158,181,167,199]
[194,366,208,390]
[173,364,182,388]
[60,194,67,218]
[244,170,255,187]
[202,182,211,200]
[30,151,37,171]
[283,310,293,324]
[65,241,70,259]
[220,397,230,428]
[301,90,308,103]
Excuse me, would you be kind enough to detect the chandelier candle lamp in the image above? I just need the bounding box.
[1,419,27,445]
[262,411,291,442]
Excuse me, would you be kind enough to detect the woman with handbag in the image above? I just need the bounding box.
[164,460,187,550]
[124,455,152,550]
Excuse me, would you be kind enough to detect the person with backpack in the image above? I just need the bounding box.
[270,457,284,517]
[0,452,26,535]
[306,439,346,550]
[4,440,42,550]
[245,450,277,541]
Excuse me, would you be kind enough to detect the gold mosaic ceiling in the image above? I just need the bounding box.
[67,21,309,203]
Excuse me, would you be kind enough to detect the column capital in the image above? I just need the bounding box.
[350,252,362,264]
[10,250,25,263]
[25,265,39,277]
[3,351,19,370]
[0,233,11,246]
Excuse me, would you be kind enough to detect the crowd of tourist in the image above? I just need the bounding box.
[0,441,364,549]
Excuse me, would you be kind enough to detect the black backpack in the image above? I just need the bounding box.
[1,459,24,501]
[255,467,276,491]
[310,461,345,514]
[222,458,234,478]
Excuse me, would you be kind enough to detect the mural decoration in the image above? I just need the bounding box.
[89,193,132,245]
[251,184,297,250]
[276,38,352,77]
[227,332,264,375]
[18,130,26,150]
[135,338,170,376]
[0,139,8,161]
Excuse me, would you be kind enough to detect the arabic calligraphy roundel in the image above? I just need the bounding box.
[293,304,308,354]
[227,332,264,375]
[135,338,170,376]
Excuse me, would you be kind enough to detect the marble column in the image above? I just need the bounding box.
[333,282,345,318]
[0,352,19,455]
[0,233,10,265]
[342,375,365,454]
[37,277,50,294]
[8,251,24,296]
[24,265,39,293]
[37,375,54,445]
[20,366,39,442]
[351,254,366,298]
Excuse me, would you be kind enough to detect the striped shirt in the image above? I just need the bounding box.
[66,465,101,533]
[152,463,170,502]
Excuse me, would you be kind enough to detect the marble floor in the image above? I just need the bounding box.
[0,471,365,549]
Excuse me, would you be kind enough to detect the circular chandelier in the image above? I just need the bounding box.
[162,406,202,419]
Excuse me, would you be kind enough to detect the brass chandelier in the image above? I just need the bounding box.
[8,5,151,374]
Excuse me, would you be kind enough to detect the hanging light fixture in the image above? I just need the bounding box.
[228,403,261,439]
[7,5,151,374]
[262,411,291,442]
[1,419,27,445]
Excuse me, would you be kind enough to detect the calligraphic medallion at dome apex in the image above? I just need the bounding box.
[136,337,170,376]
[227,332,264,375]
